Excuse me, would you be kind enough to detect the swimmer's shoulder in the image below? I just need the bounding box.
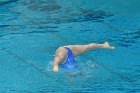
[62,45,77,53]
[56,46,67,53]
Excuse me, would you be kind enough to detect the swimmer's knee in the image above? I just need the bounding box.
[87,44,95,50]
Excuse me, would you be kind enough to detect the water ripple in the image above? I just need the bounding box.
[0,0,19,6]
[13,0,114,24]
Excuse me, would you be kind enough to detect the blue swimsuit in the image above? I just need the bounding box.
[59,47,77,70]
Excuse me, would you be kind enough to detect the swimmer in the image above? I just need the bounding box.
[53,42,115,72]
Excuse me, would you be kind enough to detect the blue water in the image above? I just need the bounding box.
[0,0,140,93]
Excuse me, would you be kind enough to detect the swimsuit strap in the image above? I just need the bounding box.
[65,47,72,55]
[64,47,74,59]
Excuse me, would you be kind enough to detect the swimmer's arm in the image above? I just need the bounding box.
[53,48,64,72]
[53,57,61,72]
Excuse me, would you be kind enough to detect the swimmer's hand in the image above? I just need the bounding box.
[103,42,115,49]
[53,66,59,72]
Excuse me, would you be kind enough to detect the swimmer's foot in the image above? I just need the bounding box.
[103,42,115,49]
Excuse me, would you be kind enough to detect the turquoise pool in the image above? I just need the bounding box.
[0,0,140,93]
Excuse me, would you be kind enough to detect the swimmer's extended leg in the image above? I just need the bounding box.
[87,42,115,50]
[69,42,115,56]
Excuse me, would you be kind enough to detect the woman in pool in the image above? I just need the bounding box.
[53,42,115,72]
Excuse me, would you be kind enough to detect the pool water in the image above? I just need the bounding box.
[0,0,140,93]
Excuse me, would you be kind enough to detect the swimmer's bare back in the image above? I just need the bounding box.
[53,42,115,72]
